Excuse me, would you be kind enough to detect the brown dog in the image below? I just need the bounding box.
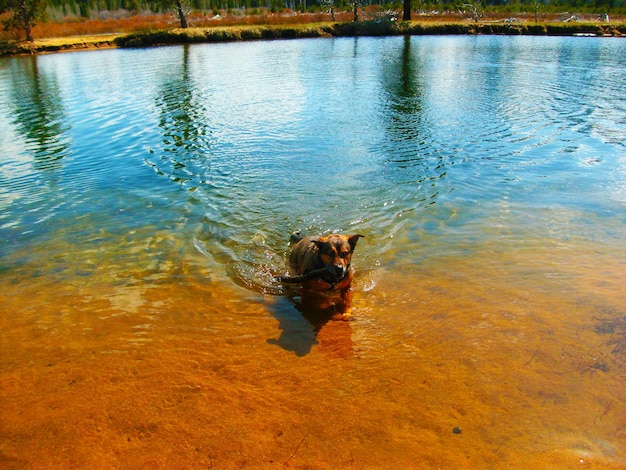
[279,232,364,315]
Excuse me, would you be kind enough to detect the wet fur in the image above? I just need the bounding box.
[286,232,364,315]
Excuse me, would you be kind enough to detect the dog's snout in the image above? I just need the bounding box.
[330,264,347,277]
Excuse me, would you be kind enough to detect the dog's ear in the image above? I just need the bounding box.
[312,239,330,251]
[348,234,365,251]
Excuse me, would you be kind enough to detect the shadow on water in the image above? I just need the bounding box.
[265,296,319,357]
[266,294,355,357]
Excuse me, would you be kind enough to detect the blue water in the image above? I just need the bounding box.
[1,36,625,288]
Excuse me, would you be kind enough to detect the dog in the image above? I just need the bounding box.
[279,231,364,316]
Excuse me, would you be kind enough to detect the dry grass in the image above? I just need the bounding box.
[31,14,174,38]
[17,8,625,41]
[26,10,348,40]
[1,8,624,55]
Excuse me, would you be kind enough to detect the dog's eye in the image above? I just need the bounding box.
[339,251,350,259]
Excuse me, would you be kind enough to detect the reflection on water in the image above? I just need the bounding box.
[0,36,625,467]
[8,56,70,174]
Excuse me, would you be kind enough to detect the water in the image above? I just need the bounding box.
[1,36,625,467]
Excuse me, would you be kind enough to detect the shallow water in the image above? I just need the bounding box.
[0,36,625,468]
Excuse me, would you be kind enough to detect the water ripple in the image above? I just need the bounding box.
[1,37,625,293]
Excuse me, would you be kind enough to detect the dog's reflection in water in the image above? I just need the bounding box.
[269,232,364,357]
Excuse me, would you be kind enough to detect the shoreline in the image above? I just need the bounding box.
[1,33,122,56]
[2,20,625,56]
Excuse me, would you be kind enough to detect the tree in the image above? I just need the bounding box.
[533,0,541,23]
[173,0,188,28]
[319,0,335,20]
[403,0,411,21]
[463,0,483,22]
[155,0,189,27]
[0,0,47,41]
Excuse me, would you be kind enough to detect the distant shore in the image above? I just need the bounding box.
[2,20,624,56]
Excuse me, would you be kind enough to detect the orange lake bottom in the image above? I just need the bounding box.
[1,239,624,469]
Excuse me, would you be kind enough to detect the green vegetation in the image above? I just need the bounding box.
[112,19,625,48]
[1,0,47,40]
[1,16,624,54]
[3,0,626,35]
[1,0,624,52]
[38,0,626,20]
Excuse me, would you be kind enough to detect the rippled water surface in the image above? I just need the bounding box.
[1,36,625,468]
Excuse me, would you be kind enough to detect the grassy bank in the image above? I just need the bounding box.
[2,20,625,56]
[1,34,122,55]
[113,20,626,48]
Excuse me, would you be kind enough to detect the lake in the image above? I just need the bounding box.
[1,35,625,468]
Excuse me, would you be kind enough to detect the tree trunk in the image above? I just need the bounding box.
[353,1,358,22]
[534,0,539,23]
[403,0,411,21]
[19,0,33,41]
[175,0,188,28]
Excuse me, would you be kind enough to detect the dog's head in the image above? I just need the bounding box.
[313,234,364,279]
